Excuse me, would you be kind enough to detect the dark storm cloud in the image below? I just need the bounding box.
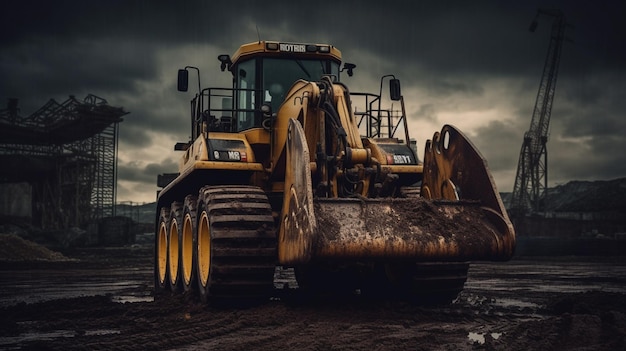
[2,0,625,201]
[117,124,155,149]
[3,1,624,73]
[414,104,438,123]
[3,1,623,96]
[118,158,178,184]
[430,80,485,98]
[558,75,626,137]
[473,119,524,172]
[1,39,155,97]
[1,1,293,50]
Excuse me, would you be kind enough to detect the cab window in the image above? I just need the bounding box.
[263,58,339,112]
[234,57,340,131]
[236,59,257,131]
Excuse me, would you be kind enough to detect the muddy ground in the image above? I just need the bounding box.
[0,242,625,350]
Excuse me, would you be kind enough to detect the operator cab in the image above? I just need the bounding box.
[222,41,344,131]
[178,41,346,135]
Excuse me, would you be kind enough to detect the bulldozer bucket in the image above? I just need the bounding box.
[278,119,515,266]
[313,197,513,261]
[420,124,515,258]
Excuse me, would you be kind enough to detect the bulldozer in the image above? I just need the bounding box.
[155,41,515,303]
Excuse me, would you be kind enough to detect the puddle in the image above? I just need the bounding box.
[466,260,626,295]
[111,295,154,303]
[0,268,153,307]
[461,293,540,310]
[0,329,120,348]
[84,329,121,336]
[493,297,540,309]
[468,331,502,345]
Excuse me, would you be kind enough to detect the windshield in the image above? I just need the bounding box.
[234,57,340,130]
[262,58,339,111]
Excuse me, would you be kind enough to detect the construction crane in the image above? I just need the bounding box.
[510,9,567,219]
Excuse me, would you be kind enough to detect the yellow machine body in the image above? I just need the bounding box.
[155,41,515,302]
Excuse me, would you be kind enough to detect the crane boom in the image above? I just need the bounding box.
[510,9,567,219]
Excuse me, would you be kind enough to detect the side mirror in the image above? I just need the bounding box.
[342,63,356,77]
[218,54,232,72]
[177,69,189,92]
[389,78,401,101]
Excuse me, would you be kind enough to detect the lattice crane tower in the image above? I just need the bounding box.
[510,9,568,218]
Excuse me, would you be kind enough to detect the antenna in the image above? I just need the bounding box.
[256,25,261,43]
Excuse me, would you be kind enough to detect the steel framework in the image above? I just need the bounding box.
[510,9,567,219]
[0,95,127,229]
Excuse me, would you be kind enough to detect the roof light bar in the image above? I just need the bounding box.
[317,45,330,53]
[265,42,333,54]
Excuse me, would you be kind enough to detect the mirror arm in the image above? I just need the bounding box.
[184,66,201,96]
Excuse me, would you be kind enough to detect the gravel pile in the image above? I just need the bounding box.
[0,234,70,262]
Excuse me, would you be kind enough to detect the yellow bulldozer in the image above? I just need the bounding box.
[155,41,515,303]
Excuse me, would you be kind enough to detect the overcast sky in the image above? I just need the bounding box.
[1,0,625,204]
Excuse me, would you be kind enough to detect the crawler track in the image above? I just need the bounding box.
[196,186,277,302]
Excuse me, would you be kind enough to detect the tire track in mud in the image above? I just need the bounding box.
[0,291,508,351]
[2,289,624,351]
[1,251,625,350]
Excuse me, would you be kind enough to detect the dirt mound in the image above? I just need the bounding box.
[0,234,70,262]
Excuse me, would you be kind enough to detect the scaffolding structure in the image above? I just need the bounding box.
[0,95,127,229]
